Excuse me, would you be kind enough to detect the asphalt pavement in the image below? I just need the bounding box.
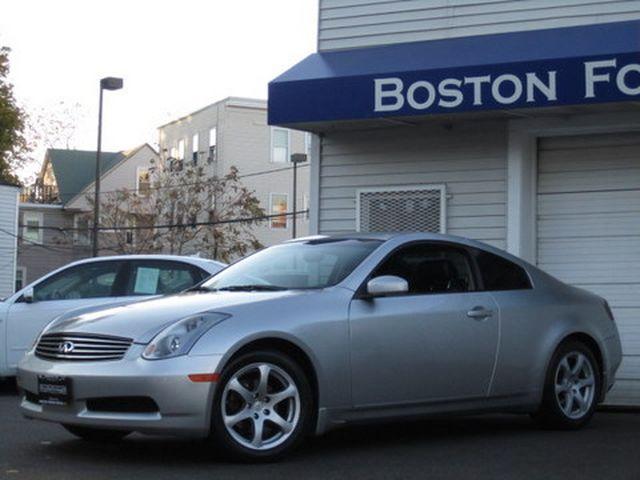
[1,379,639,480]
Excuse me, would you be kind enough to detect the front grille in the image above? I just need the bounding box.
[35,333,133,361]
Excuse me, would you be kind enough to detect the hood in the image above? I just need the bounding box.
[46,290,298,343]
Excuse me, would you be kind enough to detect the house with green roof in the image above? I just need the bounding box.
[16,144,158,286]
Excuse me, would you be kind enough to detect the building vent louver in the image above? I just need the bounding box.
[357,185,446,233]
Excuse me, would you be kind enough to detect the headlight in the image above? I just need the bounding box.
[142,312,229,360]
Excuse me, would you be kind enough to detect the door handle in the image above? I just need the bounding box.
[467,306,493,320]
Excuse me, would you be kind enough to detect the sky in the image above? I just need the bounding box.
[1,0,318,178]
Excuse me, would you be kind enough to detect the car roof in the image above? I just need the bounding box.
[289,232,530,265]
[63,254,225,271]
[290,232,484,244]
[287,232,397,242]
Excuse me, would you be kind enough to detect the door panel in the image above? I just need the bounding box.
[349,292,499,407]
[5,260,128,371]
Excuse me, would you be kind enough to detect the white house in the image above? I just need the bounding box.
[269,2,640,405]
[158,97,310,250]
[0,182,19,298]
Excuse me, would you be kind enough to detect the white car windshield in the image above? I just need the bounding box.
[202,239,382,291]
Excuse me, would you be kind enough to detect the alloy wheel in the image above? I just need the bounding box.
[221,362,301,451]
[554,351,596,420]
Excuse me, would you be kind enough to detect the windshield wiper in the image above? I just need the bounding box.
[188,285,216,293]
[216,285,287,292]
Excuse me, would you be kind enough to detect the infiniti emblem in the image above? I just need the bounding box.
[58,341,75,354]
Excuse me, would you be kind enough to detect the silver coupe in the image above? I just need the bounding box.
[17,233,623,461]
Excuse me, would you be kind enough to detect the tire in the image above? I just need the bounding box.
[210,350,313,462]
[534,340,601,430]
[62,424,131,442]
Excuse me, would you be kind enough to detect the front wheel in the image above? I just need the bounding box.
[210,351,313,462]
[534,341,601,429]
[62,424,131,442]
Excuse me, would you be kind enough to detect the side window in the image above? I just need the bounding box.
[271,128,289,163]
[374,244,475,294]
[33,262,125,301]
[126,261,201,296]
[473,249,532,291]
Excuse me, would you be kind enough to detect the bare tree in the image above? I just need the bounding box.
[152,162,265,261]
[83,189,158,255]
[22,101,85,185]
[87,162,265,261]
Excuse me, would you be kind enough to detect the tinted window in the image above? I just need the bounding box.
[33,261,125,301]
[374,244,475,294]
[474,249,532,291]
[126,261,203,296]
[202,239,382,290]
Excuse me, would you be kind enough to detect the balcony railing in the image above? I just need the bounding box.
[20,184,60,204]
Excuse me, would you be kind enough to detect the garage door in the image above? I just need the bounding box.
[537,132,640,406]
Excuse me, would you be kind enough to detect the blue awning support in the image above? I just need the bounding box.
[268,20,640,126]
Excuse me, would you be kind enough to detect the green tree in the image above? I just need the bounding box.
[0,46,27,184]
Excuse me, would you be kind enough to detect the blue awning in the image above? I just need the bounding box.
[268,20,640,126]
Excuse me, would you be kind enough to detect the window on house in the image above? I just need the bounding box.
[208,127,217,163]
[22,212,43,244]
[192,133,199,163]
[137,168,151,197]
[271,128,289,163]
[170,158,184,172]
[15,267,26,293]
[270,193,288,229]
[74,215,91,246]
[177,139,185,160]
[357,185,446,233]
[125,218,136,245]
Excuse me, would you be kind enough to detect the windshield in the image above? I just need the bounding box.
[202,239,382,291]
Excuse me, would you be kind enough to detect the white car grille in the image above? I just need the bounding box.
[35,333,133,361]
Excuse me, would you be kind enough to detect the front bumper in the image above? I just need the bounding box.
[17,345,224,437]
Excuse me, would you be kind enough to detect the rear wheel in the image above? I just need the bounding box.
[534,341,600,429]
[63,424,131,442]
[210,350,312,462]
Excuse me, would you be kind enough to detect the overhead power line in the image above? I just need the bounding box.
[0,227,82,254]
[17,209,310,233]
[22,163,310,200]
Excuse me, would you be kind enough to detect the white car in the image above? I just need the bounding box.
[0,255,225,377]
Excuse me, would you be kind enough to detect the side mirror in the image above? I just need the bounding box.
[22,287,35,304]
[366,275,408,298]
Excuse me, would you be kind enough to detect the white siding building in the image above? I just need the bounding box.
[317,0,640,51]
[0,183,19,298]
[270,2,640,405]
[158,97,310,250]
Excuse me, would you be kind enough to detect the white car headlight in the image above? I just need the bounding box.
[142,312,229,360]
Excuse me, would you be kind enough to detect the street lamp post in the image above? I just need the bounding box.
[92,76,123,257]
[290,153,308,239]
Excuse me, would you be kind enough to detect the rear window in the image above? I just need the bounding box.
[473,249,532,291]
